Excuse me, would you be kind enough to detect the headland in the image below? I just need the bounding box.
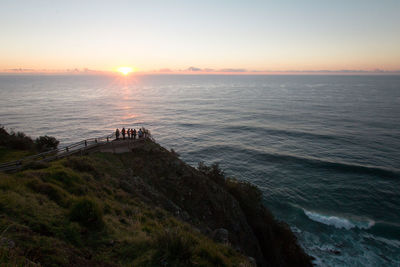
[0,128,312,266]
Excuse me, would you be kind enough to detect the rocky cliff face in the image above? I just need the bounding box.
[115,140,312,266]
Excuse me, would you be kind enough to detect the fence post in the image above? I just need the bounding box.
[85,140,87,147]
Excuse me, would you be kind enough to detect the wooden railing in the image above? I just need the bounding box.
[0,132,115,172]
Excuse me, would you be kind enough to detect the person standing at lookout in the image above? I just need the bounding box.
[133,128,137,140]
[122,128,126,140]
[127,128,131,139]
[130,128,134,139]
[115,128,120,140]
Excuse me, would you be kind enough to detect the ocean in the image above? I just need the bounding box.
[1,74,399,266]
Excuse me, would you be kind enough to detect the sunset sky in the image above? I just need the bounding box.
[1,0,400,73]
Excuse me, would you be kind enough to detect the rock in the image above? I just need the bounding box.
[1,238,15,249]
[330,249,341,255]
[248,257,257,266]
[8,239,15,249]
[181,211,191,221]
[202,227,212,236]
[212,228,229,243]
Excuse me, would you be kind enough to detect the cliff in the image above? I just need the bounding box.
[0,133,312,266]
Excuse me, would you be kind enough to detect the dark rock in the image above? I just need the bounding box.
[1,237,15,249]
[181,211,191,221]
[212,228,229,243]
[248,257,257,266]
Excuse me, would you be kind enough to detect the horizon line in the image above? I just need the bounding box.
[1,67,400,76]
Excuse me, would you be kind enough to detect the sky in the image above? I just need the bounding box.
[1,0,400,73]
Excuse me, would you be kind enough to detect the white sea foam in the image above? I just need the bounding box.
[290,226,302,234]
[303,210,375,230]
[362,233,400,248]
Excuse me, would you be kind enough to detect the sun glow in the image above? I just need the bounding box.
[117,67,133,75]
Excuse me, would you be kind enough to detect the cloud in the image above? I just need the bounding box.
[218,68,247,72]
[186,66,202,72]
[6,68,35,72]
[184,67,248,73]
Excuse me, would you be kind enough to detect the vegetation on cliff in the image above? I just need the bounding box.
[0,127,59,162]
[0,129,312,266]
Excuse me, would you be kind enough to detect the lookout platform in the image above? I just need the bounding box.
[0,132,152,172]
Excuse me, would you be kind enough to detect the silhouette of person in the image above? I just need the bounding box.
[130,128,134,139]
[127,128,131,139]
[138,128,143,138]
[115,128,120,140]
[133,128,137,140]
[122,127,126,140]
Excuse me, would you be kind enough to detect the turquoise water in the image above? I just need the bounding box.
[1,74,399,266]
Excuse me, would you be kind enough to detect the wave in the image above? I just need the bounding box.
[362,233,400,248]
[193,144,400,179]
[251,150,400,179]
[221,124,339,142]
[303,209,375,230]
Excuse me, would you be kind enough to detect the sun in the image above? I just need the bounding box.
[117,67,133,75]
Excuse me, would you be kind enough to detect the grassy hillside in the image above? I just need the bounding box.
[0,133,312,266]
[0,152,251,266]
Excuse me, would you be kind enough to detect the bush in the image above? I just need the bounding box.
[152,229,196,266]
[35,136,59,152]
[0,127,59,152]
[27,180,68,207]
[170,148,180,157]
[69,198,104,230]
[62,222,82,246]
[198,162,225,185]
[224,178,263,211]
[22,161,49,170]
[115,240,152,262]
[63,157,100,178]
[0,127,34,150]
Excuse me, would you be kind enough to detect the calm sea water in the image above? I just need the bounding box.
[1,74,400,266]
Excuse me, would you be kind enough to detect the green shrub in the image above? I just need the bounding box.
[170,148,180,157]
[44,169,85,195]
[196,246,226,266]
[0,246,32,266]
[225,178,263,211]
[22,161,49,170]
[35,136,59,152]
[197,162,225,185]
[27,180,68,207]
[152,229,196,266]
[61,222,82,246]
[115,240,152,262]
[69,198,104,230]
[0,127,34,151]
[63,157,100,178]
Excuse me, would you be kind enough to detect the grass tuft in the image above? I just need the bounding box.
[69,197,104,230]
